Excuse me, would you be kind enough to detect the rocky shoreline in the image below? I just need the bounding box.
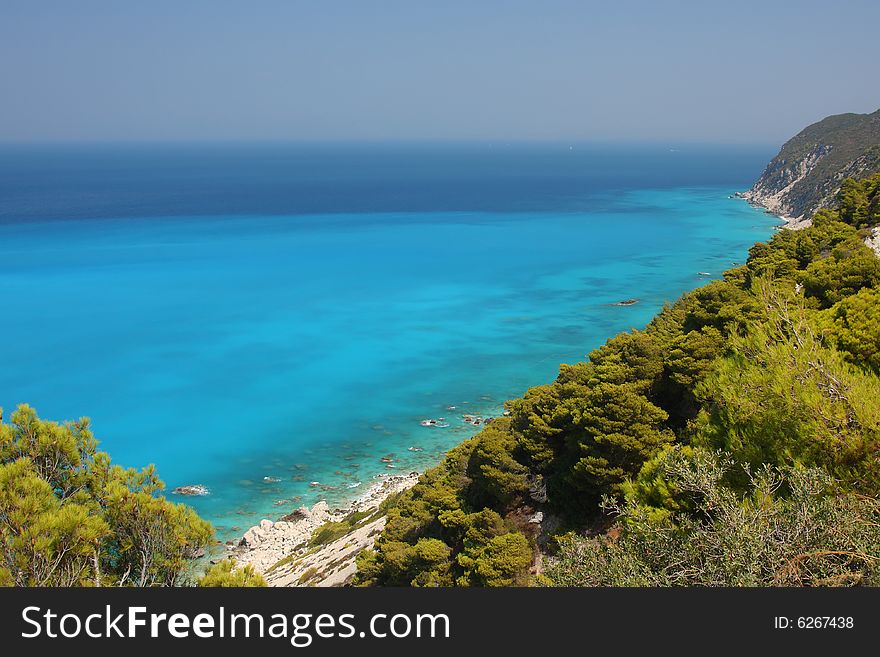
[737,191,880,256]
[737,108,880,233]
[735,190,811,230]
[736,151,822,230]
[228,472,420,586]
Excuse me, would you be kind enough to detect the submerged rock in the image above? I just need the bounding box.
[172,484,210,496]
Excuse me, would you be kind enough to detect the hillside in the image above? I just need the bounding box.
[741,109,880,226]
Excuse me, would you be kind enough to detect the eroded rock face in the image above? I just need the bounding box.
[743,143,833,222]
[741,109,880,224]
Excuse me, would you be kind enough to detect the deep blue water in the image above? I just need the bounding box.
[0,143,778,536]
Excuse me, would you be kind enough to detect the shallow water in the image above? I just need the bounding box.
[0,144,778,537]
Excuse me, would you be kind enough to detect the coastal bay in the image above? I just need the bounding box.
[0,145,778,539]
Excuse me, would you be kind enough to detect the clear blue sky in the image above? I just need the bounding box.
[1,0,878,143]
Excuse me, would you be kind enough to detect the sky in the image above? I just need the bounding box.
[1,0,878,144]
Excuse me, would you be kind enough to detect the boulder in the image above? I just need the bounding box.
[311,500,331,522]
[240,526,268,548]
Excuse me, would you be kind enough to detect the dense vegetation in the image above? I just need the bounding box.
[356,173,880,587]
[548,449,880,586]
[0,404,264,586]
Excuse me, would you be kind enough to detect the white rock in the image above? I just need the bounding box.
[240,526,268,547]
[311,501,331,522]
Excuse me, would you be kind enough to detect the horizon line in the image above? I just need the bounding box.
[0,137,781,148]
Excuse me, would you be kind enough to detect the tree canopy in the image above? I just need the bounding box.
[0,405,213,586]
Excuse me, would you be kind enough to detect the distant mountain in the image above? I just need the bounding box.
[741,109,880,225]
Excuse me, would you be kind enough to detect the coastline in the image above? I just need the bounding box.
[738,190,880,255]
[229,472,420,586]
[735,190,811,230]
[3,178,777,544]
[225,192,783,586]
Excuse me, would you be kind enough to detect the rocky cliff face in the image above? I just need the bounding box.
[741,109,880,226]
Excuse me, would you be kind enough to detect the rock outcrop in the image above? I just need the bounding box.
[867,226,880,257]
[230,473,419,586]
[741,109,880,226]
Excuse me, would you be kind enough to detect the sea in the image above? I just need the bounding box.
[0,142,779,537]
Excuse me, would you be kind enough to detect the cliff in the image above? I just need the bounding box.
[741,109,880,226]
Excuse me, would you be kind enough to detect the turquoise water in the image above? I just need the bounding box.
[0,145,777,537]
